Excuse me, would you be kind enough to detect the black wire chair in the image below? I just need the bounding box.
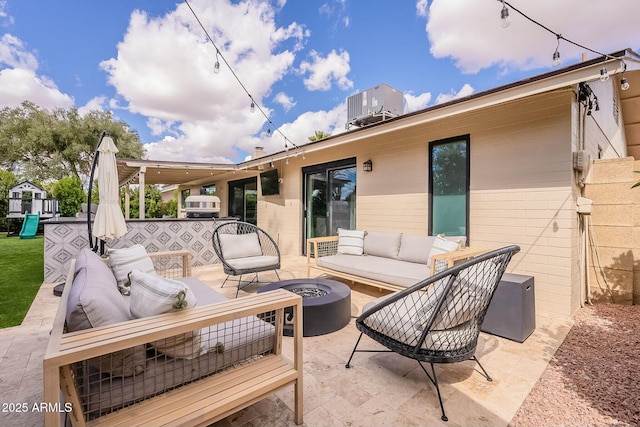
[345,245,520,422]
[212,221,281,297]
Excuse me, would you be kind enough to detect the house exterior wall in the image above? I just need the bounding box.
[210,89,623,316]
[256,90,579,315]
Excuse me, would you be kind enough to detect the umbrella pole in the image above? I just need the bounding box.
[87,131,108,255]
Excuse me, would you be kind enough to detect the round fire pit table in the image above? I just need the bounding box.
[257,278,351,337]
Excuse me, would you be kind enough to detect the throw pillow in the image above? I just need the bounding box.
[128,269,198,318]
[108,244,156,295]
[128,269,202,359]
[337,228,366,255]
[427,235,460,268]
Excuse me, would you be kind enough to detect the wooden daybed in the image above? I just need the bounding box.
[44,249,303,427]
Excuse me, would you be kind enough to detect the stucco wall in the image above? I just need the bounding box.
[211,90,584,315]
[585,157,640,304]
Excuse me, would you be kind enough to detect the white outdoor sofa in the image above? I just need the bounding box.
[307,231,486,292]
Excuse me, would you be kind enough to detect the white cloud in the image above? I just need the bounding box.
[78,96,108,116]
[273,92,296,112]
[415,0,428,17]
[422,0,639,73]
[0,34,74,110]
[435,83,474,104]
[405,91,432,112]
[299,49,353,91]
[101,0,308,162]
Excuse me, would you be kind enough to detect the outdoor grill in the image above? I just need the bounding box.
[185,195,220,218]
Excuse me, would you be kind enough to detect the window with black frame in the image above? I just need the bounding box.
[429,135,469,241]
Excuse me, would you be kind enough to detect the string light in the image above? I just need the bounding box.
[184,0,300,150]
[500,1,510,28]
[498,0,629,89]
[621,76,630,91]
[552,35,561,67]
[214,50,220,74]
[620,61,630,91]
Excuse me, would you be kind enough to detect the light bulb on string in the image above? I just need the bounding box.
[552,35,561,66]
[500,1,510,28]
[600,67,609,82]
[213,48,221,74]
[250,101,255,113]
[621,77,630,91]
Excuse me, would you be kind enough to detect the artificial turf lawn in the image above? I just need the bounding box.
[0,234,44,328]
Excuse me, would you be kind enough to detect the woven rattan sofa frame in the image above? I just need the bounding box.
[212,221,281,297]
[345,245,520,422]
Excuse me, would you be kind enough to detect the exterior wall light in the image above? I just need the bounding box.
[363,160,373,172]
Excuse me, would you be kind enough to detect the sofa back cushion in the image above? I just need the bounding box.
[67,248,130,330]
[219,232,262,260]
[396,235,436,264]
[66,248,146,376]
[363,231,402,259]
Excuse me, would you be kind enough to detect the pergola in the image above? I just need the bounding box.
[116,159,236,219]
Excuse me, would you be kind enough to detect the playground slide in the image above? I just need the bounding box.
[19,212,40,239]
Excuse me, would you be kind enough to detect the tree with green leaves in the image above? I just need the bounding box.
[124,185,164,219]
[0,170,19,231]
[0,101,145,183]
[308,130,331,142]
[52,175,85,217]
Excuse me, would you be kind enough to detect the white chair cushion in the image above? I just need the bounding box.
[226,255,279,270]
[219,233,263,260]
[337,228,366,255]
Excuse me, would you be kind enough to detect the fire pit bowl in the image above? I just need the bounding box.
[257,278,351,337]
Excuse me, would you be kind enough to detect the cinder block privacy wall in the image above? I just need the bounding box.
[585,157,640,305]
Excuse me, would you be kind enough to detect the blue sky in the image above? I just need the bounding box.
[1,0,637,163]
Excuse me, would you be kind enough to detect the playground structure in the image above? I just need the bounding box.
[5,181,57,237]
[19,213,40,239]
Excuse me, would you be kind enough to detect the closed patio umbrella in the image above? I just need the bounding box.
[91,133,127,243]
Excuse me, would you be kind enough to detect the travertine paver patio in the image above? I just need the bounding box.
[0,255,573,427]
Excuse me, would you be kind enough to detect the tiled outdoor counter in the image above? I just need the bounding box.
[43,217,236,283]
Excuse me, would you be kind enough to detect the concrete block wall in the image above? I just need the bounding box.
[585,157,640,304]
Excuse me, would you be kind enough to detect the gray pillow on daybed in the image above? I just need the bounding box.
[66,248,146,377]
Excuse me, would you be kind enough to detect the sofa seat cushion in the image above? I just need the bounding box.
[317,254,429,288]
[226,255,279,271]
[178,277,228,306]
[84,315,276,419]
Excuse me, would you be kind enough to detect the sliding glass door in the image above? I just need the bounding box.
[303,158,356,251]
[228,177,257,224]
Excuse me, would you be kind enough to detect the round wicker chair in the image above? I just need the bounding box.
[345,245,520,422]
[212,221,281,297]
